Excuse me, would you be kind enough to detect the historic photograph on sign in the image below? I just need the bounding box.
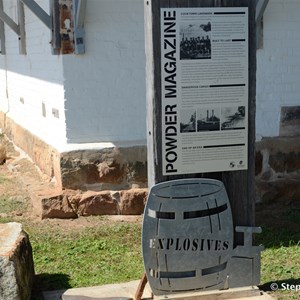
[161,7,249,175]
[221,106,246,130]
[197,108,220,132]
[180,109,196,133]
[180,22,211,60]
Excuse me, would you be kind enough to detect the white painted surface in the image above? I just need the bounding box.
[256,0,300,140]
[63,0,146,143]
[0,0,299,152]
[0,0,66,149]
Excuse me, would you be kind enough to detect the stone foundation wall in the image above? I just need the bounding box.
[60,146,147,191]
[1,112,299,217]
[0,112,62,186]
[0,112,148,192]
[255,137,300,203]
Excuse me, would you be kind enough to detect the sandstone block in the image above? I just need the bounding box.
[256,174,300,204]
[97,161,125,183]
[255,137,300,203]
[60,146,147,191]
[41,194,78,219]
[0,222,34,300]
[119,189,148,215]
[77,191,119,216]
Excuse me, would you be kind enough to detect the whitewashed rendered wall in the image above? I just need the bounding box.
[256,0,300,140]
[63,0,146,144]
[0,0,66,149]
[1,0,298,150]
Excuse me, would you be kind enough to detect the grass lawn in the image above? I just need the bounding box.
[0,168,299,300]
[28,219,144,299]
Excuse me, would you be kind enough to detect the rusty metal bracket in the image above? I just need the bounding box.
[135,273,148,300]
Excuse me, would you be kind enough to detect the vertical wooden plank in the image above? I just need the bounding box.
[0,0,5,54]
[17,0,26,55]
[145,0,256,242]
[51,0,61,54]
[222,0,256,241]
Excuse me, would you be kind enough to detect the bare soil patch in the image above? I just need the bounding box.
[0,135,142,230]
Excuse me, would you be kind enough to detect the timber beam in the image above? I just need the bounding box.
[20,0,51,29]
[0,0,26,54]
[256,0,269,49]
[0,0,5,54]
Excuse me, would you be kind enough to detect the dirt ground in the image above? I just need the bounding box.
[1,133,300,231]
[0,135,143,230]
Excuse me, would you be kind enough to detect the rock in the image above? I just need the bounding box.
[256,174,300,204]
[255,137,300,203]
[41,194,78,219]
[97,161,125,183]
[61,164,100,190]
[119,189,148,215]
[39,188,149,219]
[77,191,119,216]
[0,143,6,164]
[60,146,147,190]
[0,222,34,300]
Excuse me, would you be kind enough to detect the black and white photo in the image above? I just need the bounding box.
[180,22,211,60]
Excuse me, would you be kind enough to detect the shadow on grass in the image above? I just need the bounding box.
[259,278,300,292]
[255,201,300,248]
[255,225,300,248]
[31,273,71,300]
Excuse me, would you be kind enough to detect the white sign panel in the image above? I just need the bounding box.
[161,7,249,176]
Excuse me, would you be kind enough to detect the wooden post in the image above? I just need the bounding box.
[145,0,256,244]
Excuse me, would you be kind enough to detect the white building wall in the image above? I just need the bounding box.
[256,0,300,139]
[0,0,67,149]
[1,0,298,151]
[63,0,146,144]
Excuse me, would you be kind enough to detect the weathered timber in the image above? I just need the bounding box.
[145,0,256,244]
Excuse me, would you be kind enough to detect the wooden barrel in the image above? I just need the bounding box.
[142,179,233,295]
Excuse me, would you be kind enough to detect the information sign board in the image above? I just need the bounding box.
[161,7,249,176]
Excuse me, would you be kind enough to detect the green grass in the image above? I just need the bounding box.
[21,218,300,300]
[30,224,143,287]
[1,191,299,300]
[26,221,144,299]
[256,223,300,299]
